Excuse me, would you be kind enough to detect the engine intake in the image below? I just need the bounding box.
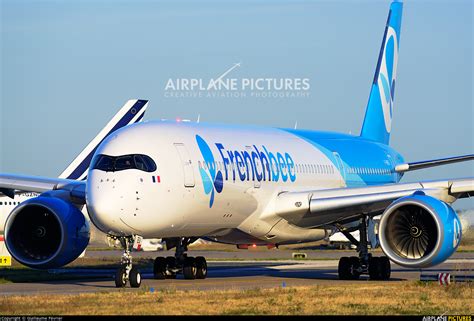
[5,196,90,269]
[379,193,461,268]
[384,204,438,260]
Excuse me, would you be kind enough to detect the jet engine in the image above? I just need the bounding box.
[4,196,90,269]
[379,193,461,268]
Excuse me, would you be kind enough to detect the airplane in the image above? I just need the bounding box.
[0,99,149,234]
[1,0,473,288]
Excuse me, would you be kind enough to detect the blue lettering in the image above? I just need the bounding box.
[226,150,236,182]
[255,145,270,182]
[234,151,246,181]
[277,152,288,182]
[242,150,254,181]
[251,150,262,181]
[286,153,296,182]
[214,142,296,184]
[263,146,279,182]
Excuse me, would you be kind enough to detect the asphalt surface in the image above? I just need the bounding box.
[1,250,473,295]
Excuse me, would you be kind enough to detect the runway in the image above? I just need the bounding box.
[1,250,473,295]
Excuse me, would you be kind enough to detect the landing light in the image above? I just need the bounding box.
[175,118,191,123]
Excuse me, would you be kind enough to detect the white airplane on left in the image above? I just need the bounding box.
[0,99,148,235]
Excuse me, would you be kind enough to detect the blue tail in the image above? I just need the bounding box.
[360,1,403,145]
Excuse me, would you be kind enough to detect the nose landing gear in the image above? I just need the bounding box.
[336,216,391,281]
[153,237,208,280]
[114,236,142,288]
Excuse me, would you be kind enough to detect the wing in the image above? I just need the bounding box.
[0,173,86,204]
[270,177,473,228]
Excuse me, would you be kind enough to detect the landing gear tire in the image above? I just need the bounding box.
[165,256,177,279]
[115,266,127,288]
[369,256,391,280]
[195,256,207,279]
[154,257,167,279]
[338,257,352,280]
[111,235,142,288]
[380,257,391,280]
[338,256,361,280]
[183,257,197,280]
[369,257,381,280]
[349,256,361,280]
[129,267,142,288]
[335,217,392,281]
[162,238,208,280]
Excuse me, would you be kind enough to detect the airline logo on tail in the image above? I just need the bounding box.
[360,1,402,145]
[379,26,399,133]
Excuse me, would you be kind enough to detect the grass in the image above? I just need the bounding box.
[0,282,472,315]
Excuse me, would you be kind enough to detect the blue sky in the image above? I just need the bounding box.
[1,0,472,210]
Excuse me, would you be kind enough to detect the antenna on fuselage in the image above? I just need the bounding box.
[197,114,201,123]
[294,121,298,129]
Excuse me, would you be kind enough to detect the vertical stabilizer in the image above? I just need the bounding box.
[360,1,403,145]
[59,99,148,180]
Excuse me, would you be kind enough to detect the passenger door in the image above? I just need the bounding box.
[174,143,195,188]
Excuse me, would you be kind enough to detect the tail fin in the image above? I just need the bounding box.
[59,99,149,180]
[360,1,403,145]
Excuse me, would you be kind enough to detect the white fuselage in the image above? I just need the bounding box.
[86,121,399,245]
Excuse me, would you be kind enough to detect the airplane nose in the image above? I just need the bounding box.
[86,172,125,235]
[87,196,117,235]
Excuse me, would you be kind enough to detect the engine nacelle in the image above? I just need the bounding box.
[379,193,462,268]
[4,196,90,269]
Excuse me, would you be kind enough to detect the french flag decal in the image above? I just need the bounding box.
[152,175,161,183]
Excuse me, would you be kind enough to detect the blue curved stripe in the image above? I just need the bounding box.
[385,36,395,84]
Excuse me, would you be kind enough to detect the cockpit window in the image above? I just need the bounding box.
[94,155,114,172]
[92,154,157,172]
[115,155,134,171]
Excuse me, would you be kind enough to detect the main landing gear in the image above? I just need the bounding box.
[153,237,208,280]
[115,236,142,288]
[336,216,391,280]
